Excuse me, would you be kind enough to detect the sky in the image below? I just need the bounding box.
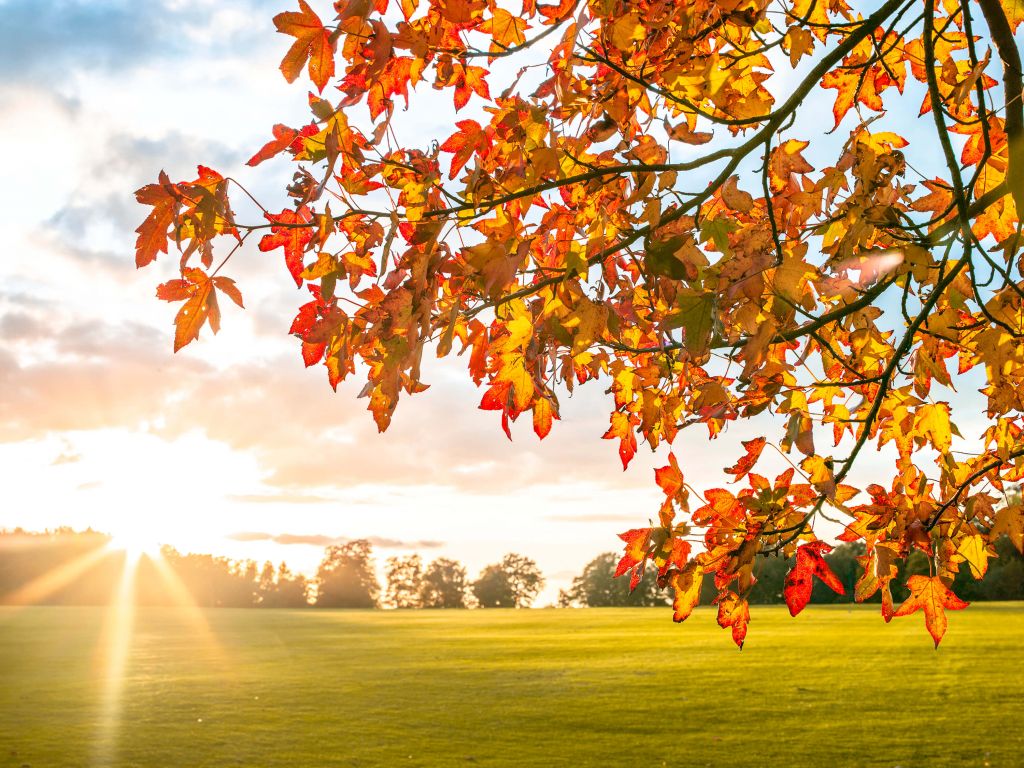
[0,0,711,603]
[0,0,994,604]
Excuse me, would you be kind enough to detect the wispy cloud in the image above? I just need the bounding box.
[226,531,445,549]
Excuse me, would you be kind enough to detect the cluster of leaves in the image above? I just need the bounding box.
[138,0,1024,646]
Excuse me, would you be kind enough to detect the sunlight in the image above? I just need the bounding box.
[90,544,222,763]
[2,545,112,607]
[94,551,138,766]
[107,529,164,562]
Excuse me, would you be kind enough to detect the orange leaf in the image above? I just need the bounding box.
[532,396,557,439]
[716,592,750,649]
[614,528,652,591]
[670,562,703,623]
[892,575,968,647]
[602,411,637,470]
[134,171,177,268]
[247,124,300,166]
[654,453,683,497]
[258,206,314,287]
[724,437,766,479]
[274,0,335,93]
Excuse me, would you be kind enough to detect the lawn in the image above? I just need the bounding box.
[1,604,1021,767]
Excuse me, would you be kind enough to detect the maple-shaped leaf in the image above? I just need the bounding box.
[440,119,491,179]
[716,592,750,649]
[893,575,968,648]
[274,0,335,93]
[991,504,1024,553]
[614,528,652,590]
[247,124,300,166]
[134,171,177,268]
[259,206,314,286]
[783,541,845,616]
[654,453,684,497]
[453,65,490,111]
[768,139,815,193]
[157,268,213,352]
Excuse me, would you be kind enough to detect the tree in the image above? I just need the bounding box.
[384,554,424,608]
[559,552,668,608]
[472,553,545,608]
[137,0,1024,646]
[262,562,311,608]
[314,540,379,608]
[419,558,468,609]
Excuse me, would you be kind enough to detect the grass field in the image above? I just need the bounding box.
[1,604,1022,767]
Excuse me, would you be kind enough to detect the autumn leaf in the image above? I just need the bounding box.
[134,171,177,268]
[259,206,314,287]
[453,65,490,111]
[768,139,815,193]
[716,592,750,649]
[670,562,703,623]
[724,437,766,479]
[783,541,845,616]
[532,396,557,439]
[247,124,300,166]
[603,411,638,470]
[136,0,1024,647]
[614,528,652,591]
[893,575,968,647]
[274,0,335,93]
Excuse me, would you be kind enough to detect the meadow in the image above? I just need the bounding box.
[1,604,1022,767]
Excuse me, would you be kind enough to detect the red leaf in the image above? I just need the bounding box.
[258,206,314,287]
[783,541,845,617]
[247,124,300,166]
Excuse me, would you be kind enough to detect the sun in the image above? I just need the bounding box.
[107,529,163,560]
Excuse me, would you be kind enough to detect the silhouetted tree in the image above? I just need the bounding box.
[314,540,379,608]
[559,552,668,607]
[258,562,310,608]
[419,558,467,609]
[384,554,423,609]
[473,553,544,608]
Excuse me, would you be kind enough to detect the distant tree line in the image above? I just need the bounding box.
[3,529,1020,610]
[0,529,310,608]
[0,530,544,609]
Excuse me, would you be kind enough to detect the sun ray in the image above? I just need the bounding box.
[1,544,112,607]
[93,550,139,766]
[147,553,223,658]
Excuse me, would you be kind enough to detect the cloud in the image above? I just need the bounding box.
[226,531,445,549]
[0,0,283,84]
[0,312,43,340]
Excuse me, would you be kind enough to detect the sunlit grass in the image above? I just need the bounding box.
[0,542,220,768]
[1,604,1022,767]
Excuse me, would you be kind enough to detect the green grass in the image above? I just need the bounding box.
[1,604,1022,767]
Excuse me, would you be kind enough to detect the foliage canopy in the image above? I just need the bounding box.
[137,0,1024,646]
